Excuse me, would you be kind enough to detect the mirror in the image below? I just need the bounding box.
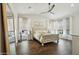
[6,4,16,55]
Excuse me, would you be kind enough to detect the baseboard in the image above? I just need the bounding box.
[72,35,79,37]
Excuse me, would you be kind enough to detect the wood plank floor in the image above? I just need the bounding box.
[16,39,72,55]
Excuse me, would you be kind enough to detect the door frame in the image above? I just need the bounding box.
[2,3,10,54]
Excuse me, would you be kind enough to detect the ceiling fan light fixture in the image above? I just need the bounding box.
[48,3,51,5]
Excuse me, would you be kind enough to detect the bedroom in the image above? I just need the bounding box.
[6,3,79,55]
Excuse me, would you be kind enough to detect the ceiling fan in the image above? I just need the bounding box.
[40,3,55,15]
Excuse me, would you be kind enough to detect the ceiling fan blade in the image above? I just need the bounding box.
[50,12,54,14]
[48,3,50,5]
[48,4,55,12]
[40,4,55,14]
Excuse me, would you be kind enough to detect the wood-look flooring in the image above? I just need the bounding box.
[16,39,72,55]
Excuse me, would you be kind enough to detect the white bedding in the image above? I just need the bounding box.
[33,30,59,43]
[33,30,46,41]
[32,27,59,46]
[34,32,41,41]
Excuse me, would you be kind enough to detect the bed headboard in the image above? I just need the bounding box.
[31,19,48,33]
[32,26,47,32]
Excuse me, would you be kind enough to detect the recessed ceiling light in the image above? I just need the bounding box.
[70,4,74,7]
[28,6,34,11]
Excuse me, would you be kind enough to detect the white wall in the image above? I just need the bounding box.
[72,13,79,35]
[53,21,59,34]
[19,17,24,32]
[19,15,64,36]
[72,12,79,54]
[23,18,31,31]
[19,17,32,31]
[19,15,49,32]
[30,15,48,30]
[48,20,55,33]
[70,17,72,35]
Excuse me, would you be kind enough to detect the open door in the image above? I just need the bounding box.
[0,3,10,55]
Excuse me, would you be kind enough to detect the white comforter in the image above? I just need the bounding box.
[33,31,59,44]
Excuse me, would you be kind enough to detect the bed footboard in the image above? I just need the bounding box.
[40,34,59,45]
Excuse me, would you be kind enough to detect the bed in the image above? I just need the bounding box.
[32,29,59,46]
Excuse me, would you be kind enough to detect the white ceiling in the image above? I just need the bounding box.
[8,3,79,20]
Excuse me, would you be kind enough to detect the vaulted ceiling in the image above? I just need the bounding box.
[8,3,79,20]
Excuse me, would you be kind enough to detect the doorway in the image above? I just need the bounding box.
[6,4,16,54]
